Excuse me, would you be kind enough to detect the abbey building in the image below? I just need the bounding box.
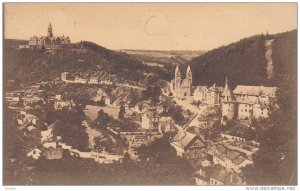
[169,65,277,122]
[169,65,223,105]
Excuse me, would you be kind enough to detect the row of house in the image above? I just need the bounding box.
[206,143,253,173]
[61,72,113,85]
[194,164,246,185]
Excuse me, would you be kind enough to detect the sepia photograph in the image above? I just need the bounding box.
[2,2,298,188]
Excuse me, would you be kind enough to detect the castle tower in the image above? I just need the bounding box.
[48,23,53,37]
[221,76,237,125]
[174,65,182,96]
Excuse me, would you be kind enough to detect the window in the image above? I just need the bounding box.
[245,109,247,112]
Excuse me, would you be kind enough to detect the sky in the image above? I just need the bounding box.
[4,3,297,51]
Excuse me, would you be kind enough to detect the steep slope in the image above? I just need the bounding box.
[3,40,170,85]
[188,30,297,88]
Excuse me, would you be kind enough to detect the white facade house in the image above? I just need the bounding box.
[43,141,57,149]
[89,77,99,84]
[74,77,87,84]
[26,148,42,160]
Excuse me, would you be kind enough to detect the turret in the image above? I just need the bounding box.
[48,23,53,37]
[221,76,237,125]
[221,76,235,102]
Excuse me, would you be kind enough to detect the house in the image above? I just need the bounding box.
[159,117,175,133]
[105,97,111,105]
[120,131,163,148]
[41,122,57,143]
[207,143,253,172]
[220,134,246,142]
[43,141,57,148]
[89,77,99,84]
[61,72,70,81]
[17,110,38,127]
[74,77,87,84]
[26,148,42,160]
[221,78,277,123]
[135,101,150,113]
[55,94,62,100]
[141,107,160,131]
[171,131,206,158]
[54,100,73,110]
[193,84,223,105]
[43,147,63,160]
[194,164,246,185]
[23,125,41,140]
[233,85,277,101]
[130,134,148,148]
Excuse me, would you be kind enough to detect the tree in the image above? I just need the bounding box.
[136,135,177,163]
[143,85,161,105]
[118,104,126,120]
[123,152,131,164]
[94,136,115,153]
[95,109,112,128]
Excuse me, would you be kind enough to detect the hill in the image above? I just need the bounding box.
[188,30,297,88]
[121,49,204,69]
[3,40,172,86]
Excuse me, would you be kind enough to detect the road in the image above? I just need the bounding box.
[62,79,145,90]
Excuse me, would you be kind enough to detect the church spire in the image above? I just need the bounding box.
[222,76,235,101]
[48,22,53,37]
[175,65,180,75]
[186,65,191,74]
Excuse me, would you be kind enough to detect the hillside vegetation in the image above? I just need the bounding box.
[188,30,297,88]
[3,40,170,86]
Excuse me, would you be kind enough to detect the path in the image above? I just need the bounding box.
[265,39,275,79]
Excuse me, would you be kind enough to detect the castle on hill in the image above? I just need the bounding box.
[169,65,277,123]
[28,23,71,49]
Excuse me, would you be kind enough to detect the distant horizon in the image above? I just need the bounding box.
[4,3,297,51]
[5,28,296,52]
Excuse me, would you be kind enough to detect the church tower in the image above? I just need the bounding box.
[221,76,237,125]
[186,65,192,85]
[48,23,53,37]
[174,65,181,96]
[186,65,192,96]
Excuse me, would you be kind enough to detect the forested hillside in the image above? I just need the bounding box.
[189,30,297,88]
[3,40,171,86]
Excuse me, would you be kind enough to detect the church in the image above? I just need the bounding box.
[28,23,71,48]
[169,65,223,105]
[170,65,193,100]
